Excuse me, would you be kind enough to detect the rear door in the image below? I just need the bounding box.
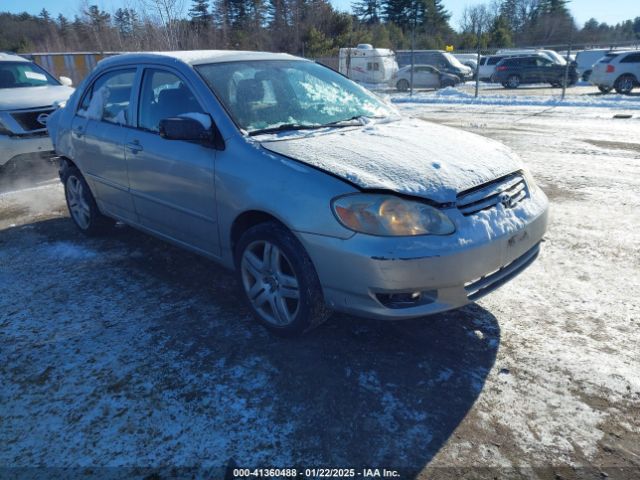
[72,67,138,221]
[414,67,438,88]
[619,52,640,77]
[124,66,220,256]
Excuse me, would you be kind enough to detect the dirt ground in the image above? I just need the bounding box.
[1,103,639,479]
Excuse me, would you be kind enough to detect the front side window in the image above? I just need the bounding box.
[0,61,59,88]
[78,69,136,124]
[138,69,205,133]
[196,60,394,134]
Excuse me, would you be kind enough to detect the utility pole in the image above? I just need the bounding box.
[561,41,572,101]
[410,3,417,97]
[475,26,481,98]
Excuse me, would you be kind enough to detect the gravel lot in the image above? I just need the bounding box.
[1,103,639,479]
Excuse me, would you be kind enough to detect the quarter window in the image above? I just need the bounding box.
[78,69,136,124]
[138,69,205,133]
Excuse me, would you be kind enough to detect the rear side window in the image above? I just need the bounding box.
[488,56,504,66]
[138,69,205,133]
[620,53,640,63]
[78,69,136,124]
[600,54,619,64]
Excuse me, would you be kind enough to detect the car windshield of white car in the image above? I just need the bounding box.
[196,60,394,135]
[0,62,59,88]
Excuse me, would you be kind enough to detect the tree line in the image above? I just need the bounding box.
[0,0,638,57]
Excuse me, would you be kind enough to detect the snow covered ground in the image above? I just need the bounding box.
[389,84,640,109]
[1,103,639,478]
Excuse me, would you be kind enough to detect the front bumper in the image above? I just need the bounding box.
[299,191,549,319]
[0,134,53,167]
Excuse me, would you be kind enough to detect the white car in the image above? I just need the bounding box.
[0,52,74,168]
[590,51,640,94]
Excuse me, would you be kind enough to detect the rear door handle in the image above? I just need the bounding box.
[126,140,143,153]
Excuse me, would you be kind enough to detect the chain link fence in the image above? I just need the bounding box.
[309,41,640,104]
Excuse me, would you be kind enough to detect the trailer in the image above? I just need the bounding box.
[338,44,398,85]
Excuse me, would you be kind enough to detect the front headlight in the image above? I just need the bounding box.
[522,167,539,192]
[332,193,455,236]
[0,119,11,135]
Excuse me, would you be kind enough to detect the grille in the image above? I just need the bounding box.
[10,107,54,132]
[457,172,528,216]
[465,243,540,301]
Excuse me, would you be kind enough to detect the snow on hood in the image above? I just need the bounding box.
[0,85,74,110]
[260,118,524,203]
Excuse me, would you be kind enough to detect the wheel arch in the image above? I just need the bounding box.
[230,210,290,263]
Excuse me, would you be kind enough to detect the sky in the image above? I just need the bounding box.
[0,0,637,31]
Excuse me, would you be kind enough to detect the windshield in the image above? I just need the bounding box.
[443,53,466,69]
[0,61,59,88]
[543,50,566,65]
[196,60,394,134]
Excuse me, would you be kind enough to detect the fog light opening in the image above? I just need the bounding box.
[375,290,436,309]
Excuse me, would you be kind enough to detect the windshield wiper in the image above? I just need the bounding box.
[320,115,385,128]
[248,123,322,136]
[248,115,387,136]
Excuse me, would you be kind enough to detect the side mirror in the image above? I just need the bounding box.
[159,117,206,141]
[158,116,225,150]
[59,76,73,86]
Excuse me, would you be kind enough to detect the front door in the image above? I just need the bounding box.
[125,67,220,256]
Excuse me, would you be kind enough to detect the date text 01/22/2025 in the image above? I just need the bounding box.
[232,468,401,477]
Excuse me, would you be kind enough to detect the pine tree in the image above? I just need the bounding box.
[39,8,51,23]
[353,0,382,24]
[57,14,70,37]
[189,0,212,27]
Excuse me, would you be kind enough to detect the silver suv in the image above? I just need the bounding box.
[47,51,548,336]
[0,52,73,168]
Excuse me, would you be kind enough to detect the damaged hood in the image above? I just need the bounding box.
[260,118,524,203]
[0,85,74,111]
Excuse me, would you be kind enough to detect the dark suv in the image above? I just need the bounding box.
[493,55,578,88]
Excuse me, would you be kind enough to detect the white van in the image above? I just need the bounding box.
[339,44,399,85]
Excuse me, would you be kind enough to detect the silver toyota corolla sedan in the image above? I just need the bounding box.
[48,50,549,336]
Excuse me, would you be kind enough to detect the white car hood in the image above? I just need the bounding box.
[260,118,524,203]
[0,85,74,110]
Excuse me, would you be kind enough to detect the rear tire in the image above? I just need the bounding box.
[62,165,114,236]
[614,74,636,95]
[396,79,409,92]
[235,221,331,336]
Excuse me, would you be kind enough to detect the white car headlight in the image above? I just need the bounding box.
[522,167,539,192]
[332,193,455,236]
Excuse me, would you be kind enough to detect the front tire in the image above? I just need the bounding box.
[62,166,114,236]
[235,221,331,336]
[396,79,409,92]
[598,85,612,94]
[614,74,636,95]
[505,75,520,88]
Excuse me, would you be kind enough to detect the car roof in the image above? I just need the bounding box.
[0,52,29,62]
[98,50,304,69]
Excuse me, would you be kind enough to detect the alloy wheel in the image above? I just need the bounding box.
[240,240,300,326]
[616,76,634,94]
[66,175,91,229]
